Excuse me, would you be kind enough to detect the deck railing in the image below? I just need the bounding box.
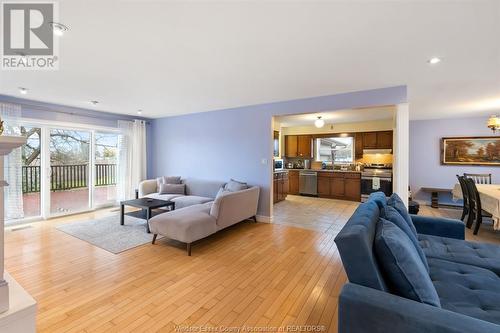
[22,164,117,193]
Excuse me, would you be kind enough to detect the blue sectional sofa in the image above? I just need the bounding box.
[335,192,500,333]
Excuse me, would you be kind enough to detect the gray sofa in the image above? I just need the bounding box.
[139,178,226,209]
[138,178,260,255]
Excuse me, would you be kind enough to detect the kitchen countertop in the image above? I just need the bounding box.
[285,169,361,173]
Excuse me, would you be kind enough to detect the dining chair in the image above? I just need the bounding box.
[464,173,492,184]
[456,175,470,224]
[464,177,492,235]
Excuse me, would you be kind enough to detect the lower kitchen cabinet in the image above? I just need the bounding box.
[317,171,361,202]
[273,171,289,203]
[317,174,330,196]
[288,170,299,195]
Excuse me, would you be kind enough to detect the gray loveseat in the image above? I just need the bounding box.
[138,178,260,255]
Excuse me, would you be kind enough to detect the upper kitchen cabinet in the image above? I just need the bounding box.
[297,135,312,158]
[273,131,280,157]
[362,132,378,148]
[360,131,393,150]
[376,131,393,149]
[285,135,312,158]
[355,133,364,158]
[285,135,298,157]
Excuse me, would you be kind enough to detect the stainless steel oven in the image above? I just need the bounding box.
[361,163,393,201]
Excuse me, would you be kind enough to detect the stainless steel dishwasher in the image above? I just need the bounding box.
[299,170,318,196]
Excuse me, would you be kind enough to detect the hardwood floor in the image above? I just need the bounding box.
[4,208,346,332]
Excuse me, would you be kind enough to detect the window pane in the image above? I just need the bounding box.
[50,129,90,214]
[315,137,354,163]
[94,132,118,206]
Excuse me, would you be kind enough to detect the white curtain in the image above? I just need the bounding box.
[117,120,147,201]
[0,103,23,220]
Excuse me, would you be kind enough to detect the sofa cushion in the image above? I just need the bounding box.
[183,178,225,198]
[224,179,248,192]
[384,206,429,272]
[159,183,185,195]
[388,193,417,237]
[374,218,440,307]
[334,201,388,292]
[172,195,213,209]
[144,193,182,202]
[420,234,500,276]
[210,188,231,219]
[156,176,182,189]
[428,257,500,325]
[148,204,217,243]
[369,191,387,211]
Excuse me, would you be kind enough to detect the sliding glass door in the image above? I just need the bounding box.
[49,129,91,215]
[94,132,119,206]
[5,123,121,223]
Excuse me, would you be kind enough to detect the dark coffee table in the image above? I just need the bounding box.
[120,198,175,233]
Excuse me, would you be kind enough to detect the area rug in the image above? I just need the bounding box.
[56,215,159,254]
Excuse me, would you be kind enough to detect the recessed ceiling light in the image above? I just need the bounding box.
[19,87,28,95]
[428,57,442,65]
[137,109,143,115]
[50,22,69,36]
[90,100,99,106]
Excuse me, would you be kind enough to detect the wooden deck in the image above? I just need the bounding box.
[5,208,345,332]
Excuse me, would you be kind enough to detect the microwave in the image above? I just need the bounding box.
[274,159,284,170]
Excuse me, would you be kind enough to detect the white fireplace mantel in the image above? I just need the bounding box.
[0,136,37,333]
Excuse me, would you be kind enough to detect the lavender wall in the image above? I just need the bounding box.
[410,116,499,205]
[149,86,407,218]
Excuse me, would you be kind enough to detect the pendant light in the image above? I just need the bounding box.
[314,116,325,128]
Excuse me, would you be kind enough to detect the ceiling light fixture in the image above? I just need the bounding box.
[50,22,69,36]
[137,109,143,115]
[428,57,442,65]
[487,115,500,133]
[90,100,99,106]
[18,87,28,95]
[314,116,325,128]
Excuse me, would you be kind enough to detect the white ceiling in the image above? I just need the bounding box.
[1,0,499,120]
[276,106,394,127]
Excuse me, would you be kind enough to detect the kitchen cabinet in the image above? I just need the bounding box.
[288,170,299,195]
[273,171,289,203]
[316,171,361,202]
[355,133,364,158]
[362,132,378,149]
[360,131,393,150]
[330,174,345,196]
[377,131,393,149]
[344,174,361,201]
[297,135,312,158]
[317,174,330,196]
[285,135,312,158]
[285,136,298,157]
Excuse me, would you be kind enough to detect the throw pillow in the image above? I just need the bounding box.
[369,191,388,211]
[210,187,231,219]
[165,176,182,184]
[384,206,429,272]
[387,193,417,237]
[159,183,185,195]
[374,218,441,307]
[156,176,182,191]
[224,179,248,192]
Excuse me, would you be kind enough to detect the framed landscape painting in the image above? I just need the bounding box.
[441,136,500,166]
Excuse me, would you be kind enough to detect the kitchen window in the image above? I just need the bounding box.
[315,137,354,163]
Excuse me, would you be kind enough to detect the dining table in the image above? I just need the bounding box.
[452,183,500,230]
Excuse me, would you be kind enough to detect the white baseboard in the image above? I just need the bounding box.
[256,215,271,223]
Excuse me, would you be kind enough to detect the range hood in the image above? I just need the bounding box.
[363,149,392,155]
